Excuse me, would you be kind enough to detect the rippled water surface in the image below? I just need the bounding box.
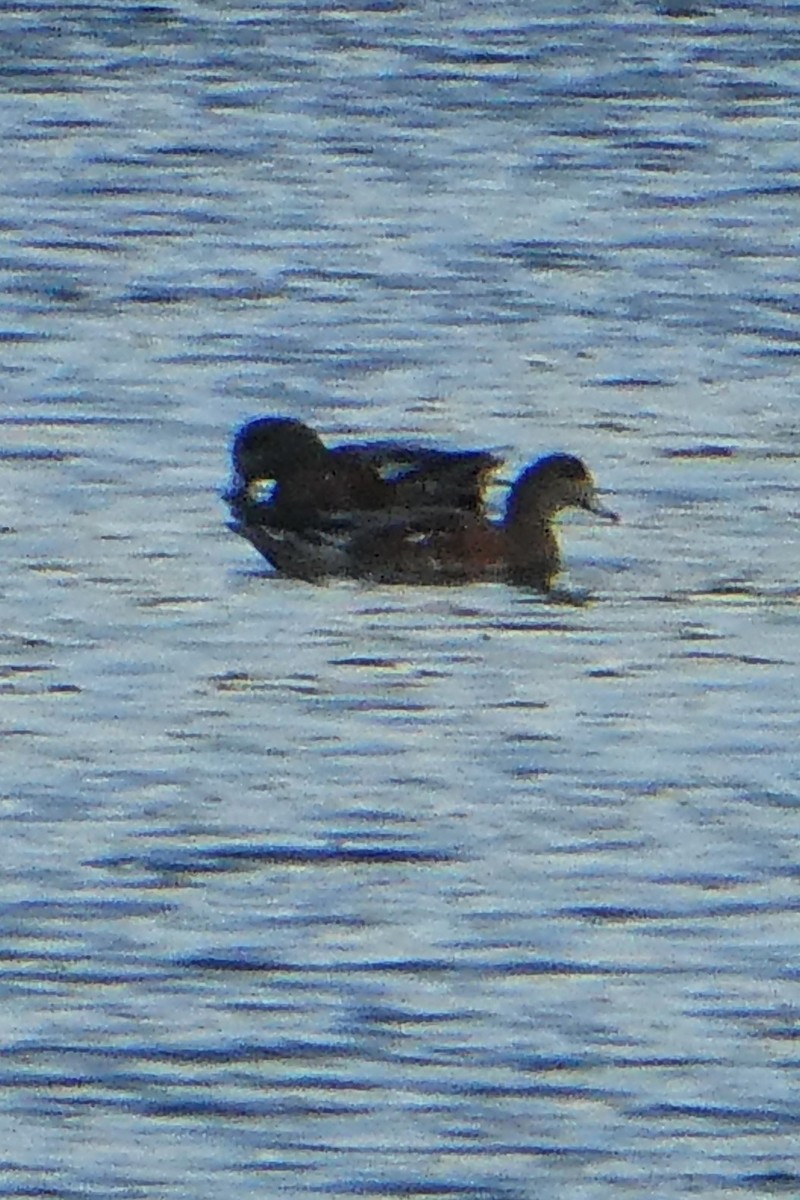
[2,2,800,1197]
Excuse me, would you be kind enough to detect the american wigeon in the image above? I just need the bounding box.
[226,416,502,529]
[231,452,618,589]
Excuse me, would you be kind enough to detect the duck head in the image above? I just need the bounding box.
[232,417,328,485]
[507,454,618,524]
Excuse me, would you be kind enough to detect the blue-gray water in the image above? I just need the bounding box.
[2,3,799,1197]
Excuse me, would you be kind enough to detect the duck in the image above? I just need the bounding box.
[231,452,618,590]
[226,416,502,529]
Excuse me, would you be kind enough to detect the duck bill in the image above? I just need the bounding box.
[584,498,619,522]
[222,478,242,505]
[224,476,276,506]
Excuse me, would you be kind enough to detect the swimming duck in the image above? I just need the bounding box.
[231,452,618,589]
[226,416,502,529]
